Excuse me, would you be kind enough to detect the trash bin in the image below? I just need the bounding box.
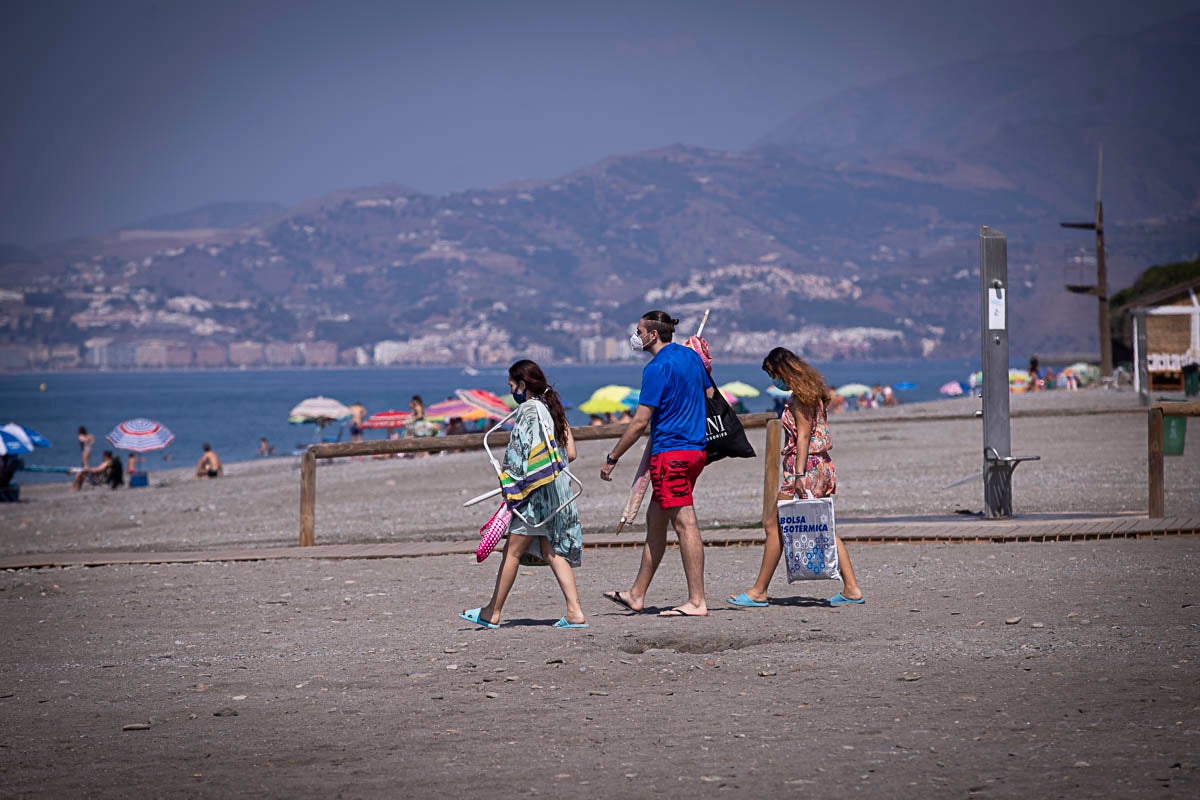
[129,473,149,488]
[1163,415,1187,457]
[1184,363,1200,397]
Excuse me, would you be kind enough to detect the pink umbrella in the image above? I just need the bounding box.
[939,380,965,396]
[454,389,513,420]
[425,398,489,422]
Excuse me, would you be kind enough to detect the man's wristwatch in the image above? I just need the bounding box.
[605,453,619,466]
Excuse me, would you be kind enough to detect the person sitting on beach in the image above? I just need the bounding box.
[72,450,122,491]
[1,453,21,489]
[728,347,864,609]
[258,436,274,456]
[195,443,222,479]
[445,417,467,436]
[588,414,605,426]
[459,359,586,630]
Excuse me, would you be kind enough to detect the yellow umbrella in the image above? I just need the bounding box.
[720,381,761,398]
[578,385,637,416]
[579,398,628,415]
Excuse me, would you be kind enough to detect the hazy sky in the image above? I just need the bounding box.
[2,0,1194,246]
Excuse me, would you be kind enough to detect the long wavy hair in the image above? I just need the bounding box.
[762,347,832,411]
[508,359,570,442]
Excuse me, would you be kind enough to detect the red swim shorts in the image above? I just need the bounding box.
[648,450,707,509]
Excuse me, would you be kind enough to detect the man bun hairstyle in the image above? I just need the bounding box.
[641,310,679,342]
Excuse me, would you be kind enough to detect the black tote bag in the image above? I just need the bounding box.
[704,378,756,462]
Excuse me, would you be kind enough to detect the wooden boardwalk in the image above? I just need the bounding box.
[1,513,1196,570]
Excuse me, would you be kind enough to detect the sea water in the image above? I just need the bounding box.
[1,358,979,479]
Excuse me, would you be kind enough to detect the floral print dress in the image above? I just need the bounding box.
[780,400,836,499]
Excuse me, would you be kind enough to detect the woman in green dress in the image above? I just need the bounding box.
[460,360,587,629]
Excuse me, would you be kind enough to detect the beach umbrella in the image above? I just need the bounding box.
[0,429,32,455]
[425,398,489,422]
[578,385,639,416]
[834,383,873,398]
[1008,369,1032,393]
[106,418,174,452]
[288,396,351,424]
[1,423,51,450]
[765,384,792,398]
[360,409,414,429]
[939,380,965,396]
[719,381,761,398]
[1063,362,1100,385]
[455,388,514,420]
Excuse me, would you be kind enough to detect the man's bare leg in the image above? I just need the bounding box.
[605,501,669,612]
[660,504,707,616]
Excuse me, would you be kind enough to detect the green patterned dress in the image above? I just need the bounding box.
[502,400,583,567]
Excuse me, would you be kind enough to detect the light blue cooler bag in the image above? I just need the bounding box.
[779,494,841,583]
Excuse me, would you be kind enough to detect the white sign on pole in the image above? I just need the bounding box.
[988,287,1006,330]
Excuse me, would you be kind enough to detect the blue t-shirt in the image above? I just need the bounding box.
[639,342,713,454]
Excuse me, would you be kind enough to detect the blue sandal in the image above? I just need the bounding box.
[828,592,865,606]
[459,607,500,629]
[552,616,589,629]
[728,591,769,608]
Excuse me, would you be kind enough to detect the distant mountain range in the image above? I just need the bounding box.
[3,12,1198,366]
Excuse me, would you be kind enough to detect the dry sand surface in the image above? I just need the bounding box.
[1,540,1197,798]
[1,389,1198,798]
[3,390,1198,556]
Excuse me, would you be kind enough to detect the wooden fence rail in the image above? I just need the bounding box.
[1147,401,1200,518]
[299,412,778,546]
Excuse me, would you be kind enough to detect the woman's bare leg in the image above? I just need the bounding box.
[736,497,784,602]
[539,539,585,624]
[475,534,532,624]
[835,538,863,600]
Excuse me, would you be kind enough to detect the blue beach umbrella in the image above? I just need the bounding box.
[0,429,32,455]
[892,382,917,391]
[1,423,51,450]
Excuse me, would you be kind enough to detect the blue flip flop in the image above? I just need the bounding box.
[552,616,589,629]
[728,591,769,608]
[459,607,500,629]
[828,592,865,606]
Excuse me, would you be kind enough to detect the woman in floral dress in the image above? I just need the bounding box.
[728,347,865,608]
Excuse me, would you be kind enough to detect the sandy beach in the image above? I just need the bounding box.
[4,390,1198,556]
[1,389,1198,798]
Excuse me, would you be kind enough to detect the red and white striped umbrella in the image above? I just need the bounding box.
[106,418,175,452]
[360,409,414,429]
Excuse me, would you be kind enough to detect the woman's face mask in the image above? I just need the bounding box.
[772,377,789,391]
[509,380,527,404]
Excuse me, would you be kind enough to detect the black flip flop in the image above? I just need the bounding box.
[602,590,638,613]
[658,607,705,617]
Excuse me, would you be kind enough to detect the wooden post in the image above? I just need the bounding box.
[299,448,316,546]
[762,419,782,524]
[1147,407,1164,519]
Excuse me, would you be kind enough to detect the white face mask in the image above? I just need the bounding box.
[630,331,646,352]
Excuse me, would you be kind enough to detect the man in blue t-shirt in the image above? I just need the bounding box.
[600,310,714,617]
